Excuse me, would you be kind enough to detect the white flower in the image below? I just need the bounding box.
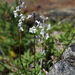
[40,29,44,37]
[35,20,43,28]
[21,2,26,9]
[20,14,23,16]
[29,26,37,33]
[29,28,33,33]
[19,19,22,22]
[44,17,48,21]
[47,24,50,30]
[19,27,24,31]
[40,16,48,20]
[22,2,24,5]
[45,17,48,20]
[26,15,32,19]
[13,10,16,13]
[18,24,21,27]
[13,10,18,18]
[18,22,22,25]
[32,26,37,33]
[35,20,40,27]
[14,13,18,18]
[40,16,43,19]
[20,14,25,21]
[18,22,22,27]
[39,23,43,28]
[16,6,20,11]
[46,33,49,40]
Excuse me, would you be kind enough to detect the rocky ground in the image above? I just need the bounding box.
[47,43,75,75]
[2,0,75,13]
[2,0,75,22]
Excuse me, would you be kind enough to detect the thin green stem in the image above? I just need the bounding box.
[18,0,27,74]
[40,19,45,74]
[33,12,36,75]
[19,33,27,74]
[40,42,43,74]
[34,33,36,75]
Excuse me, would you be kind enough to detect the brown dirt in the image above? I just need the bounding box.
[2,0,75,13]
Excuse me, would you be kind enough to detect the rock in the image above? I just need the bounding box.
[47,43,75,75]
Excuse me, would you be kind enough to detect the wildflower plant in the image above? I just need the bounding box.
[28,14,51,74]
[9,0,51,74]
[13,0,27,74]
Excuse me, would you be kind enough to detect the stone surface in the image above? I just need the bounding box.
[47,43,75,75]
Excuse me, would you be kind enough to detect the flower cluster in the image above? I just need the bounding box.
[13,0,26,32]
[28,15,51,41]
[38,16,50,40]
[29,26,37,33]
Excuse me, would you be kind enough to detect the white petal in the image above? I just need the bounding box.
[21,2,26,9]
[39,23,43,28]
[45,17,48,20]
[20,14,23,17]
[19,27,24,31]
[14,13,18,18]
[32,26,37,33]
[22,2,24,5]
[40,29,44,37]
[26,15,31,19]
[19,19,22,22]
[46,33,49,40]
[40,16,43,19]
[21,16,25,21]
[47,24,50,30]
[29,26,37,33]
[16,6,20,11]
[29,28,33,33]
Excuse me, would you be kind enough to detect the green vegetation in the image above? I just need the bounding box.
[0,0,75,75]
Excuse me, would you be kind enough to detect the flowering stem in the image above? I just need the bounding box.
[40,19,45,74]
[34,33,36,74]
[33,12,36,75]
[19,33,27,74]
[18,0,27,74]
